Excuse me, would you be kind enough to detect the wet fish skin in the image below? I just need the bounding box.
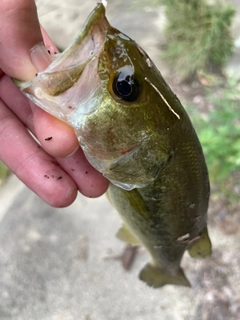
[13,2,212,287]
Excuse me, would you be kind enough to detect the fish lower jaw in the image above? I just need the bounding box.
[107,179,148,191]
[81,148,148,190]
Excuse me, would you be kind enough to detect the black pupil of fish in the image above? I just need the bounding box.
[113,73,139,102]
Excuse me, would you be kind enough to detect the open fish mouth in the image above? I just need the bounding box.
[14,3,110,123]
[13,2,167,189]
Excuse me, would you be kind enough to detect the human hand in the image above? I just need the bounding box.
[0,0,109,207]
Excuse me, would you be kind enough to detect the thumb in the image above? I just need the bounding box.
[0,0,45,80]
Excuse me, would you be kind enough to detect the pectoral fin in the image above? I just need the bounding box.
[119,188,150,220]
[188,226,212,258]
[116,224,140,246]
[139,263,191,288]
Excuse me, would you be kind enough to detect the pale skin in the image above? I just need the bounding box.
[0,0,109,207]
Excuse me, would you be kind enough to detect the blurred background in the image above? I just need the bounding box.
[0,0,240,319]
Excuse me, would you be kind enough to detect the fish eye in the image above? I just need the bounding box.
[113,72,139,102]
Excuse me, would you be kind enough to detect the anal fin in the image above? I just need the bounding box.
[188,226,212,258]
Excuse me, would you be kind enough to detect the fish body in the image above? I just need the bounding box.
[15,2,211,287]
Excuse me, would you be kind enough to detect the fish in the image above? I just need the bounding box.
[14,1,212,287]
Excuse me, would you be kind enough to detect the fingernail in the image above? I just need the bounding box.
[30,43,52,72]
[66,145,80,158]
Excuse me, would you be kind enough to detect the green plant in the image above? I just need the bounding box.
[188,76,240,184]
[139,0,236,80]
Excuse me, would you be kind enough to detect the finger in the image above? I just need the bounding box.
[57,148,109,198]
[40,25,58,55]
[0,75,34,133]
[27,35,80,159]
[0,76,109,198]
[0,1,109,198]
[0,0,42,80]
[0,98,78,207]
[0,74,80,159]
[0,0,80,160]
[32,104,79,158]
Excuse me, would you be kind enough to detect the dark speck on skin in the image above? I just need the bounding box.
[85,171,88,174]
[71,168,75,172]
[44,175,49,179]
[57,176,62,180]
[45,137,53,141]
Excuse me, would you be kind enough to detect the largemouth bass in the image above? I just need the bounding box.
[14,1,212,287]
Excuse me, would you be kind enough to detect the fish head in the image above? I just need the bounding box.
[15,2,180,190]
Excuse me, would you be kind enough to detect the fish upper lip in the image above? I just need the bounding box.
[37,3,110,95]
[55,2,110,70]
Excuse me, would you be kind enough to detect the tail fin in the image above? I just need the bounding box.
[139,263,191,288]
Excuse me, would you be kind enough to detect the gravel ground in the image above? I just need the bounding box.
[0,1,240,319]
